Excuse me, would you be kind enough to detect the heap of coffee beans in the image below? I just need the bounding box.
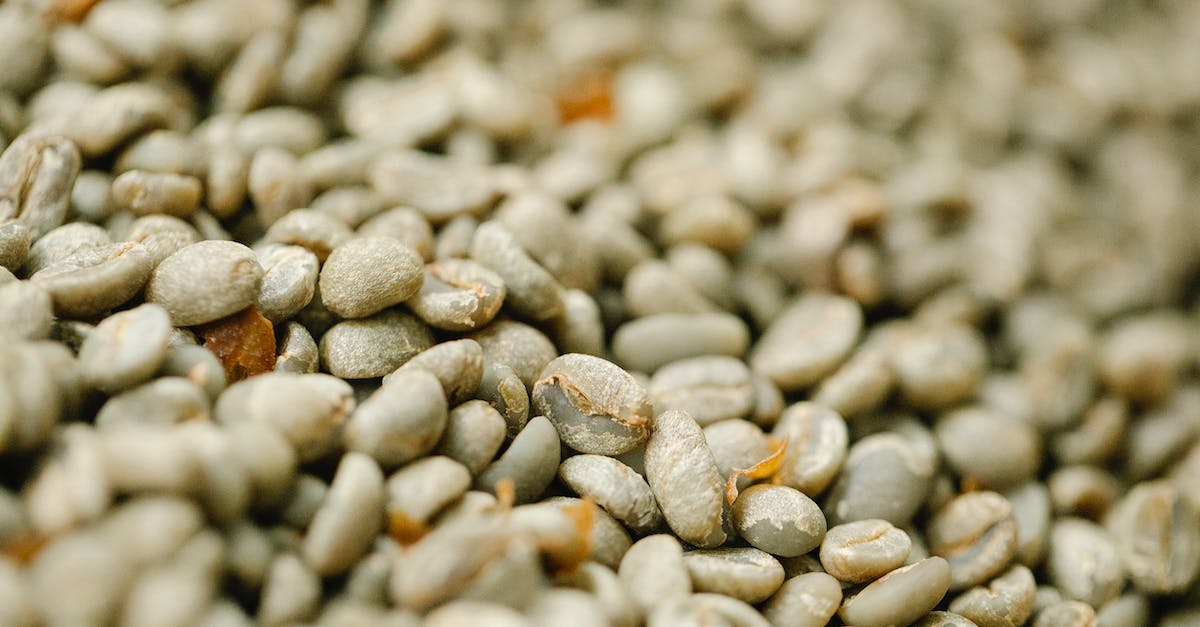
[1,0,1199,625]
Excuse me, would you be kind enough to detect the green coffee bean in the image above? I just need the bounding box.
[772,402,848,497]
[825,432,933,526]
[476,361,530,438]
[558,454,663,535]
[683,547,784,604]
[1031,600,1097,627]
[407,259,506,331]
[750,293,862,391]
[1105,481,1200,595]
[386,456,471,527]
[619,534,692,615]
[78,303,172,394]
[533,353,651,456]
[95,377,209,429]
[936,407,1042,489]
[612,312,750,374]
[1003,481,1052,568]
[319,310,433,379]
[318,236,424,319]
[1045,518,1124,608]
[651,356,754,426]
[146,240,263,326]
[476,416,560,504]
[948,564,1037,627]
[303,452,385,576]
[274,321,319,375]
[215,373,354,463]
[820,519,912,583]
[344,368,447,468]
[470,221,563,321]
[254,244,318,324]
[928,491,1019,591]
[32,241,153,318]
[644,409,727,548]
[890,322,988,410]
[471,320,558,389]
[0,280,53,341]
[111,170,202,217]
[838,558,952,627]
[436,400,507,476]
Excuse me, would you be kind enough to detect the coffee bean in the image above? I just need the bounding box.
[476,360,530,438]
[551,288,606,357]
[1105,481,1200,595]
[732,484,825,558]
[320,310,433,379]
[1003,481,1052,568]
[948,564,1037,627]
[470,221,563,321]
[369,150,494,223]
[558,454,663,535]
[386,456,471,529]
[476,415,560,504]
[1031,600,1097,627]
[471,320,558,389]
[32,242,153,318]
[0,133,81,239]
[683,547,785,604]
[704,419,771,494]
[78,303,172,393]
[0,279,53,341]
[838,557,952,627]
[936,407,1042,489]
[215,372,354,463]
[812,348,894,419]
[763,572,843,627]
[111,170,202,218]
[890,322,988,410]
[318,236,424,319]
[146,240,263,326]
[344,368,447,468]
[254,244,318,324]
[407,259,506,331]
[772,402,848,497]
[95,377,209,428]
[644,409,727,548]
[612,313,750,374]
[23,222,110,275]
[257,553,321,626]
[1045,518,1124,608]
[750,293,862,391]
[825,432,934,526]
[303,452,385,576]
[619,534,692,614]
[651,356,755,426]
[929,491,1019,591]
[533,353,652,456]
[820,519,912,583]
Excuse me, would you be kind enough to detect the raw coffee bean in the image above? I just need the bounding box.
[763,572,843,627]
[544,496,633,570]
[215,373,354,463]
[319,236,424,319]
[95,377,209,428]
[772,402,848,497]
[389,338,484,404]
[612,312,751,376]
[257,553,321,626]
[224,421,297,509]
[471,320,558,389]
[624,259,718,316]
[1047,465,1121,519]
[303,452,385,576]
[1095,311,1193,403]
[550,288,605,357]
[369,150,494,223]
[732,485,826,558]
[750,374,785,427]
[558,454,663,535]
[31,242,153,318]
[838,558,952,627]
[254,244,318,324]
[146,240,264,326]
[22,222,110,275]
[890,322,988,410]
[618,534,692,615]
[386,456,472,528]
[1045,518,1124,608]
[476,415,561,504]
[274,321,319,375]
[527,589,608,627]
[1051,397,1127,466]
[110,170,202,217]
[557,562,641,627]
[936,407,1042,489]
[176,421,250,523]
[298,139,381,191]
[0,220,31,270]
[812,348,895,419]
[1105,481,1200,595]
[644,409,727,548]
[650,356,754,426]
[750,293,863,391]
[533,353,652,456]
[493,192,599,292]
[928,491,1019,591]
[344,368,448,468]
[0,133,82,239]
[424,601,528,627]
[470,221,564,321]
[476,361,530,438]
[30,528,133,625]
[949,564,1037,627]
[825,432,934,526]
[1095,594,1150,627]
[1003,481,1052,568]
[683,547,785,604]
[97,426,202,496]
[435,400,506,476]
[1123,392,1198,481]
[358,206,436,261]
[262,208,354,262]
[820,519,912,583]
[1031,600,1097,627]
[0,280,53,341]
[406,259,506,331]
[123,214,200,268]
[248,147,314,228]
[319,310,434,379]
[78,303,172,393]
[281,475,327,529]
[388,514,513,611]
[704,419,771,493]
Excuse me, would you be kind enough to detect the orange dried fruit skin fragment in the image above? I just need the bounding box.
[387,508,430,546]
[548,497,595,575]
[49,0,102,22]
[725,435,790,505]
[196,306,276,383]
[556,69,615,124]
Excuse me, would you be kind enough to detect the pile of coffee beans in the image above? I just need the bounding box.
[1,0,1199,625]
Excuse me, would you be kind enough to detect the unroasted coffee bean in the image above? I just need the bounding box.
[558,454,662,535]
[550,288,605,357]
[470,221,563,321]
[476,360,530,438]
[1004,481,1052,568]
[929,491,1019,591]
[820,519,912,583]
[812,348,894,419]
[319,236,424,319]
[435,400,506,476]
[732,484,825,558]
[704,419,771,493]
[936,407,1042,489]
[624,259,718,316]
[750,293,862,391]
[1045,518,1124,608]
[1096,594,1150,627]
[386,456,471,531]
[320,310,434,379]
[303,452,385,576]
[389,339,484,405]
[763,572,843,627]
[95,377,209,428]
[0,220,31,270]
[533,353,651,456]
[344,368,447,468]
[650,356,754,425]
[31,241,152,318]
[645,409,727,548]
[911,612,980,627]
[110,170,202,217]
[254,244,318,324]
[612,312,751,374]
[1105,481,1200,595]
[544,496,633,570]
[215,373,354,463]
[890,322,988,410]
[683,547,785,604]
[1047,465,1121,519]
[274,321,319,375]
[1031,600,1097,627]
[123,214,200,268]
[0,133,82,240]
[146,240,263,326]
[839,557,952,627]
[1095,311,1193,403]
[825,431,935,526]
[476,415,560,504]
[358,206,436,261]
[1051,397,1127,466]
[619,534,692,614]
[78,303,171,393]
[262,208,354,262]
[23,222,110,275]
[0,280,53,341]
[369,150,494,223]
[407,259,506,331]
[949,564,1037,627]
[257,553,320,626]
[772,402,848,497]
